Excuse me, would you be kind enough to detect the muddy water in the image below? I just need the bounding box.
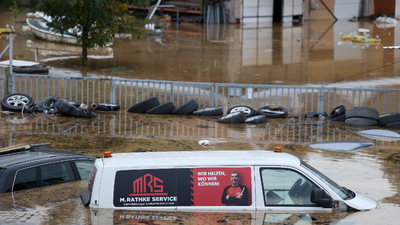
[1,9,400,224]
[2,11,400,88]
[1,111,400,224]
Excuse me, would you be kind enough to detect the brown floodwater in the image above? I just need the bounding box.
[2,10,400,88]
[1,9,400,224]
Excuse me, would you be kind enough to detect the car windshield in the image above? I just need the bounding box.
[301,161,351,200]
[0,168,4,178]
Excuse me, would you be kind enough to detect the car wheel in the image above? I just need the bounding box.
[346,107,379,120]
[128,97,160,113]
[217,111,246,123]
[378,112,400,126]
[386,122,400,129]
[171,100,198,115]
[192,107,223,116]
[227,106,256,118]
[257,106,288,118]
[145,101,175,114]
[1,93,35,112]
[244,115,267,124]
[345,117,378,126]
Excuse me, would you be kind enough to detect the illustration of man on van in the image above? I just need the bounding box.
[221,171,249,206]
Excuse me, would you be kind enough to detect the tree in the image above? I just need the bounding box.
[36,0,149,65]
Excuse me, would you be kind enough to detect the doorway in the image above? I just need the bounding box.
[273,0,283,22]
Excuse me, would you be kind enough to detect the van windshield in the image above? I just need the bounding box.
[301,161,352,200]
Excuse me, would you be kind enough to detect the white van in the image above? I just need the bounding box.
[81,148,376,214]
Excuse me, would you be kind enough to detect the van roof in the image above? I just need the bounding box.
[101,150,300,167]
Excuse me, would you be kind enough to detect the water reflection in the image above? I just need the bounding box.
[3,112,400,149]
[94,209,354,225]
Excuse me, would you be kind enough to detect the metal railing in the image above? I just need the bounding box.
[215,83,324,116]
[11,74,112,104]
[111,78,215,109]
[323,87,400,115]
[10,74,400,116]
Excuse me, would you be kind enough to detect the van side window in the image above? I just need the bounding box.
[260,168,318,206]
[41,162,75,186]
[74,160,94,180]
[13,167,38,191]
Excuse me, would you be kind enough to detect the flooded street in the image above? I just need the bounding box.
[1,9,400,224]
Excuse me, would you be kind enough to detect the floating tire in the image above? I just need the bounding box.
[145,101,175,114]
[378,112,400,126]
[227,106,256,118]
[217,111,246,123]
[171,100,198,115]
[13,66,49,74]
[345,117,378,126]
[128,97,160,113]
[95,103,121,111]
[257,106,288,118]
[1,93,35,112]
[244,115,267,124]
[386,122,400,129]
[346,107,379,120]
[192,107,223,116]
[328,112,346,121]
[329,105,346,118]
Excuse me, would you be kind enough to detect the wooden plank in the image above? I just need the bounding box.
[374,0,395,15]
[126,5,203,14]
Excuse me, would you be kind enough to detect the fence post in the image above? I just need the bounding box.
[210,84,215,107]
[318,85,324,113]
[110,78,116,104]
[170,83,174,104]
[0,65,10,99]
[214,84,218,107]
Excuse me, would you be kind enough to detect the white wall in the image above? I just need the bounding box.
[396,0,400,18]
[334,0,361,19]
[243,0,273,24]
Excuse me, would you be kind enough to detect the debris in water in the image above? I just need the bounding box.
[357,129,400,142]
[309,141,374,151]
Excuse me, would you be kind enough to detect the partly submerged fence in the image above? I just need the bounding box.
[10,74,400,116]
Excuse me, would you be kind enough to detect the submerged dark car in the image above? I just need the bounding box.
[0,143,95,193]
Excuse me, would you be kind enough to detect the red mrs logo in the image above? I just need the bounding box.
[129,173,168,196]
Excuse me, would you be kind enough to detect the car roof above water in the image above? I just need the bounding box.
[102,150,301,167]
[0,148,92,168]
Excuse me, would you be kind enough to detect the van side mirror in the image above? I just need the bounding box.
[311,188,332,208]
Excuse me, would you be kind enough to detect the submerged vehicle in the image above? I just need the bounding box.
[81,148,377,214]
[26,18,113,46]
[0,143,95,193]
